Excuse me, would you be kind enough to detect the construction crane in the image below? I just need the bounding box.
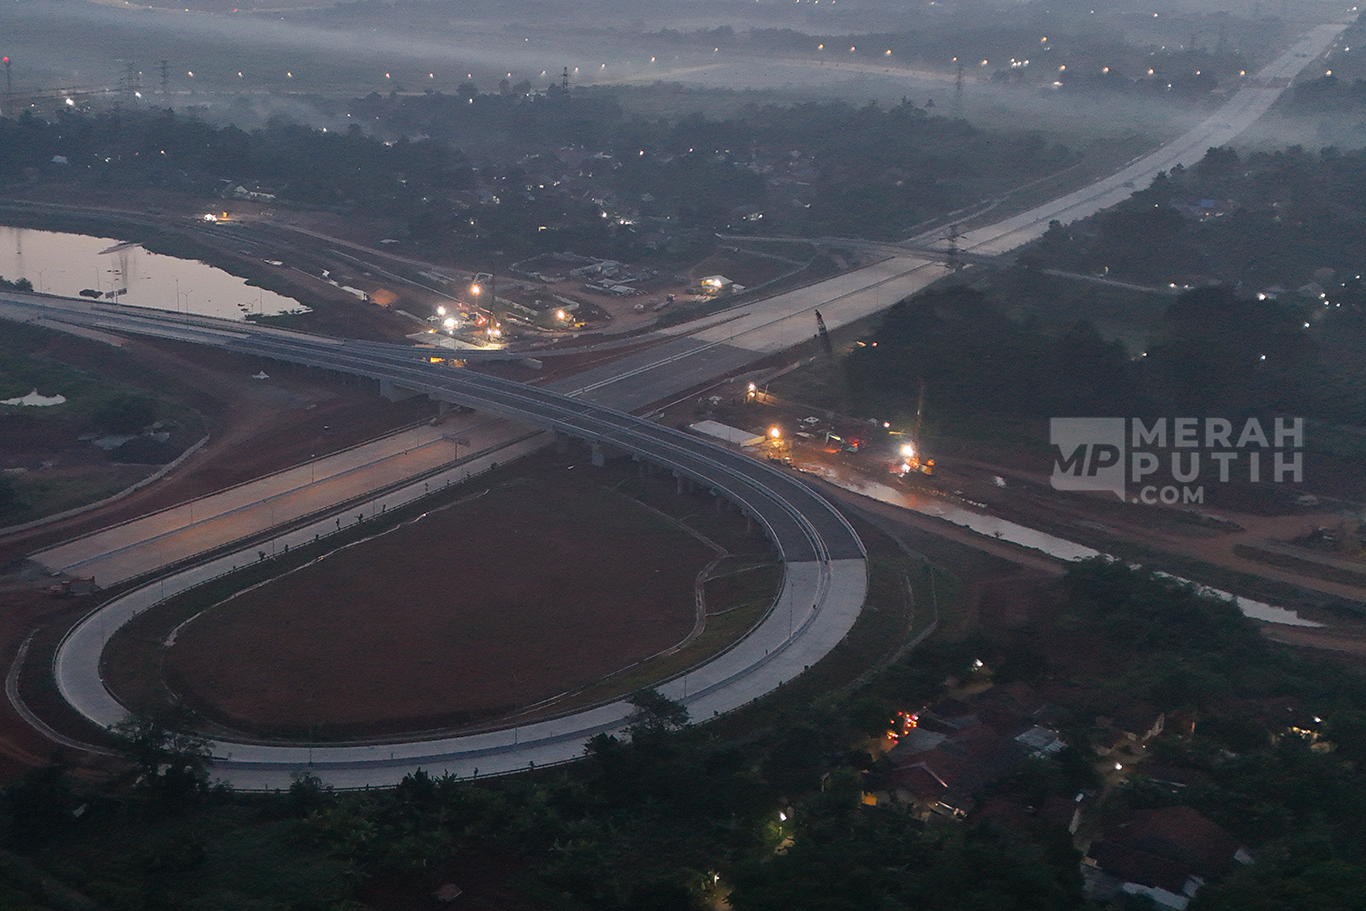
[815,309,834,358]
[897,379,934,476]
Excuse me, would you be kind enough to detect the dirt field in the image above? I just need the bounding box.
[157,463,716,739]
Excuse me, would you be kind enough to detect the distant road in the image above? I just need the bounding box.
[570,18,1353,410]
[946,21,1353,256]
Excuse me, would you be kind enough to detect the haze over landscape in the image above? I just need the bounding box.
[2,2,1366,910]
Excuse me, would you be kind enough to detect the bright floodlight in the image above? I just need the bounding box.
[901,444,915,458]
[443,317,456,330]
[470,284,481,295]
[437,305,446,316]
[770,427,781,439]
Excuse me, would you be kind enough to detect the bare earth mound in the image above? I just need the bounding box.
[162,468,712,738]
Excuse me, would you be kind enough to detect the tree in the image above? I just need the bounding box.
[1,763,75,847]
[625,688,689,741]
[113,707,213,809]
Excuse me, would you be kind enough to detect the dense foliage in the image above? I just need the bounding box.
[1042,560,1366,911]
[5,560,1366,908]
[1024,145,1366,294]
[850,144,1366,428]
[0,89,1074,257]
[843,280,1337,426]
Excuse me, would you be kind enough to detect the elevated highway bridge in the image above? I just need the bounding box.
[0,293,867,789]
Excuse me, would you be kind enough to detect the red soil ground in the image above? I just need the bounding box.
[161,465,713,739]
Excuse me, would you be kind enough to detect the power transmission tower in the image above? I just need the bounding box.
[160,59,170,96]
[561,67,570,94]
[3,56,10,117]
[122,61,140,102]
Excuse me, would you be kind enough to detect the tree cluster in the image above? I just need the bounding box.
[842,280,1333,426]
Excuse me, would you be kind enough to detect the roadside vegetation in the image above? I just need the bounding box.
[0,324,206,525]
[757,144,1366,512]
[6,556,1366,909]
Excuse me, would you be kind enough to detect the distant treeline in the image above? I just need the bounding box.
[1023,145,1366,292]
[845,282,1338,424]
[0,88,1075,254]
[643,25,1249,98]
[349,88,1077,240]
[940,144,1366,425]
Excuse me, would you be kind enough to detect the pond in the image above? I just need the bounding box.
[0,225,307,320]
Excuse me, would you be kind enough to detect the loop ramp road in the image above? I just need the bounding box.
[0,295,867,789]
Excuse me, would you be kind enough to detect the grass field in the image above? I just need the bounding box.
[0,323,208,525]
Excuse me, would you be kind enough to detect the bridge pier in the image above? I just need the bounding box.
[379,378,422,402]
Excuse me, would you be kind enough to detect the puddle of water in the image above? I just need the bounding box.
[805,463,1324,628]
[1,389,66,406]
[1166,576,1324,629]
[0,226,306,320]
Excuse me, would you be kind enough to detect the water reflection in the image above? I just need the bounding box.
[0,226,306,320]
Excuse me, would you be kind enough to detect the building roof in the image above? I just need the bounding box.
[980,680,1049,719]
[1015,725,1067,756]
[688,421,765,447]
[885,728,946,762]
[1090,805,1240,891]
[1089,840,1195,895]
[943,722,1017,769]
[1102,702,1164,739]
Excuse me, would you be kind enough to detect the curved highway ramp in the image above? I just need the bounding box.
[0,295,868,789]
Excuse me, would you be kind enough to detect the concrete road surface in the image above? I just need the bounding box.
[949,21,1353,257]
[32,413,526,587]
